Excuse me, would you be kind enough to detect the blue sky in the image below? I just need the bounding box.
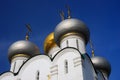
[0,0,119,80]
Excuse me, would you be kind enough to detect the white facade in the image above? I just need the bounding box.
[0,17,111,80]
[0,41,109,80]
[48,46,60,58]
[10,57,28,73]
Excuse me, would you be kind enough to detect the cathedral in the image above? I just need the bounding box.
[0,8,111,80]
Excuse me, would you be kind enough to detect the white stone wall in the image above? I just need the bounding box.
[10,57,28,73]
[0,72,15,80]
[0,49,106,80]
[60,35,86,54]
[48,46,60,58]
[18,55,51,80]
[82,55,97,80]
[52,48,84,80]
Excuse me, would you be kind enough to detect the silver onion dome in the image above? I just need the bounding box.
[8,40,40,61]
[91,56,111,77]
[54,18,90,46]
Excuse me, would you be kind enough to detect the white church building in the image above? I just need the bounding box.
[0,9,111,80]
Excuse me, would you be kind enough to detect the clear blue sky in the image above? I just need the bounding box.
[0,0,119,80]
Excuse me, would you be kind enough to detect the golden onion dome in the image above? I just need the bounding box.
[44,32,57,54]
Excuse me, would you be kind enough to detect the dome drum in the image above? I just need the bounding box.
[59,32,86,43]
